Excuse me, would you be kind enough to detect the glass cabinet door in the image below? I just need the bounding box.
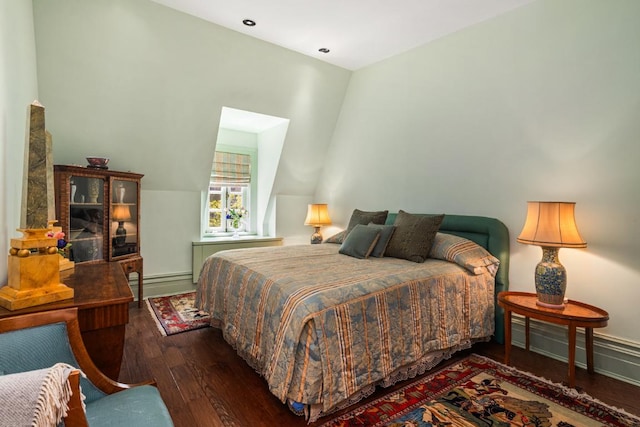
[68,175,105,262]
[110,178,139,259]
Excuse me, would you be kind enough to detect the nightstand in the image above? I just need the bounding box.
[498,291,609,388]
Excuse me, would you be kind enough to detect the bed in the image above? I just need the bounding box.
[195,212,509,421]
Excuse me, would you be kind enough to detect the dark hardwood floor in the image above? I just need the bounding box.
[120,303,640,426]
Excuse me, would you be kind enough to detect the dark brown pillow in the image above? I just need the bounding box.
[385,210,444,263]
[344,209,388,238]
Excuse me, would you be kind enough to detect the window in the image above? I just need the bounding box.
[208,185,249,231]
[204,107,289,238]
[207,151,251,234]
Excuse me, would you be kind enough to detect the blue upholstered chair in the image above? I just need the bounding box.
[0,307,174,426]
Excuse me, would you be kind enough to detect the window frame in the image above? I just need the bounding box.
[207,184,250,233]
[203,145,257,237]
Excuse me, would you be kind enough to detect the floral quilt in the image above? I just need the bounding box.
[196,244,496,417]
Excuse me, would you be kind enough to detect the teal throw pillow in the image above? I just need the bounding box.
[339,224,381,259]
[367,224,396,257]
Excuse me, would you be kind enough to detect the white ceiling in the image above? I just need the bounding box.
[150,0,535,70]
[220,107,289,134]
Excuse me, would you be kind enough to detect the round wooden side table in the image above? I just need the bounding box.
[497,291,609,388]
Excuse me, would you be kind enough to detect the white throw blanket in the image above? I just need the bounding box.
[0,363,80,427]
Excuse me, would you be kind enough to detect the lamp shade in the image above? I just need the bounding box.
[112,205,131,222]
[517,201,586,248]
[304,204,332,227]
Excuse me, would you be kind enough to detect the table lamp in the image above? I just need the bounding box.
[517,201,586,309]
[304,204,332,244]
[112,205,131,247]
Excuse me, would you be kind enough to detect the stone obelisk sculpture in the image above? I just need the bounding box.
[0,101,73,310]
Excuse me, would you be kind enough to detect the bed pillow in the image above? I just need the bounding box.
[429,232,500,276]
[385,211,444,263]
[326,209,388,244]
[339,224,381,259]
[324,230,346,244]
[366,224,396,257]
[345,209,388,238]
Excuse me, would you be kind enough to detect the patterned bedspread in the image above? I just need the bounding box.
[195,244,496,415]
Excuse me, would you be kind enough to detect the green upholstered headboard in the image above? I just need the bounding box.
[385,213,510,344]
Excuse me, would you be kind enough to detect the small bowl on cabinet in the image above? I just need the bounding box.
[86,157,109,169]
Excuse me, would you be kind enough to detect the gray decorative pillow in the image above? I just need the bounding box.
[367,224,396,257]
[385,211,444,263]
[345,209,388,238]
[324,230,346,244]
[339,224,381,259]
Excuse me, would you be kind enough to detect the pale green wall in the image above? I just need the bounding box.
[316,0,640,343]
[30,0,351,278]
[3,0,639,372]
[0,0,39,283]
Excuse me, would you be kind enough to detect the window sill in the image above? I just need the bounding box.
[194,235,282,244]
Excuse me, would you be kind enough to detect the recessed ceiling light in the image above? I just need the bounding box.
[242,19,256,27]
[318,48,330,53]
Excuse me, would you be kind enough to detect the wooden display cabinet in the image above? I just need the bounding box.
[54,165,145,306]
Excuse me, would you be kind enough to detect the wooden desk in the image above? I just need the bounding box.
[0,262,133,380]
[498,291,609,388]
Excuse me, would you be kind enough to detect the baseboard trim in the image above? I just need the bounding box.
[129,271,196,302]
[511,315,640,387]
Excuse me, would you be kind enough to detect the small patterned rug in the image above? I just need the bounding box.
[146,292,210,336]
[320,354,640,427]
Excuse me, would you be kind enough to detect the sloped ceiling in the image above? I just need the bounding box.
[151,0,535,70]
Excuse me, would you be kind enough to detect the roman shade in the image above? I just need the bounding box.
[211,152,251,185]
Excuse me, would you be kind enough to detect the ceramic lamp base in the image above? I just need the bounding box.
[115,222,126,247]
[310,227,323,244]
[534,247,567,310]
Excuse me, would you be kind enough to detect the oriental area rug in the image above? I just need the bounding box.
[146,292,210,336]
[320,354,640,427]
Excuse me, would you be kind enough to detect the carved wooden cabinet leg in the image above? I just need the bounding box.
[118,256,144,308]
